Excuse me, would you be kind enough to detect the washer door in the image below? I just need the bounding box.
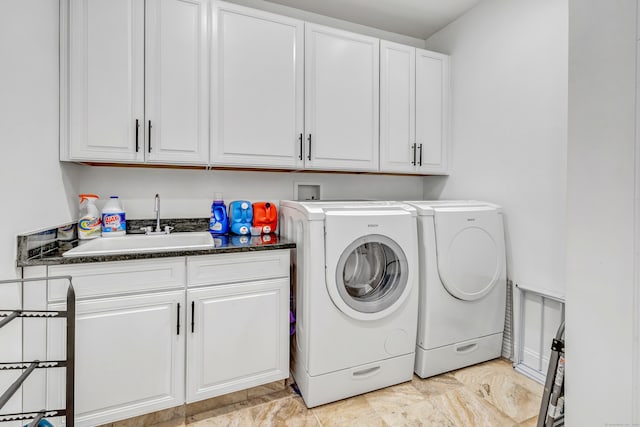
[434,208,506,301]
[324,210,415,321]
[337,235,408,313]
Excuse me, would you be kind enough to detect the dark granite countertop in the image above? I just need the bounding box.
[17,218,295,267]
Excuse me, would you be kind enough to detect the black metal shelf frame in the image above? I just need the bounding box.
[0,276,75,427]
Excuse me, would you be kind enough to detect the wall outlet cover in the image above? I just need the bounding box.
[294,182,322,201]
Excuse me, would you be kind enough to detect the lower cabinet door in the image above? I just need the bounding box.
[47,290,186,427]
[186,278,289,403]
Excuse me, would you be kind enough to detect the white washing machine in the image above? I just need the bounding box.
[404,201,507,378]
[279,201,419,407]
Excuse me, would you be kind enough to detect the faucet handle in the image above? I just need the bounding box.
[164,225,174,234]
[140,226,153,235]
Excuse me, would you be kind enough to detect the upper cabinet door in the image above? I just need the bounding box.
[380,41,416,174]
[305,24,379,171]
[65,0,144,162]
[145,0,209,165]
[415,49,449,174]
[211,2,304,169]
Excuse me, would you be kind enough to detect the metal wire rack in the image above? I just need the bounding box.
[0,276,75,427]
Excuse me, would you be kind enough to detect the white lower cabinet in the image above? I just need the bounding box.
[47,291,186,427]
[186,278,289,403]
[30,250,290,426]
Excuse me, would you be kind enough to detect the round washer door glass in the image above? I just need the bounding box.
[335,235,409,313]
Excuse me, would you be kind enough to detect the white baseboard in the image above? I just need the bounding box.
[514,362,546,385]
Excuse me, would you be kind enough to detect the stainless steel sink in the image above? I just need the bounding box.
[62,232,214,257]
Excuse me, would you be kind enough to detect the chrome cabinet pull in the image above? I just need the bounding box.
[418,143,423,166]
[307,134,312,161]
[411,144,416,166]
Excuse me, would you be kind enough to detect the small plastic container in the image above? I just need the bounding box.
[250,226,262,236]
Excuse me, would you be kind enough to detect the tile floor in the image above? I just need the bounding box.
[185,359,543,427]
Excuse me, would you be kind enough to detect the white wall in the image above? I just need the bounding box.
[423,0,568,297]
[0,1,80,279]
[0,0,78,422]
[74,167,424,219]
[567,1,637,425]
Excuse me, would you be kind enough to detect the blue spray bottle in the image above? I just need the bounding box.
[209,193,229,235]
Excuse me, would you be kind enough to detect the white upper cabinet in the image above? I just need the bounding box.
[62,1,448,174]
[145,0,209,164]
[415,48,449,174]
[211,2,304,168]
[380,42,449,175]
[62,0,209,165]
[380,41,416,174]
[304,24,380,171]
[65,0,145,162]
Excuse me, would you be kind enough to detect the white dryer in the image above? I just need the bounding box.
[404,201,507,378]
[279,201,419,407]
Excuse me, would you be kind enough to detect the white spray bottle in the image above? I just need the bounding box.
[78,194,101,240]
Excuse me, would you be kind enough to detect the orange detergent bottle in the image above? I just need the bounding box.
[252,202,278,234]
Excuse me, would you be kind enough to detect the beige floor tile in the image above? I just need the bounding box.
[151,419,186,427]
[421,387,517,427]
[452,359,543,423]
[186,390,248,417]
[411,372,465,398]
[375,386,518,427]
[364,381,427,414]
[247,380,287,399]
[188,407,254,427]
[376,399,456,427]
[109,405,185,427]
[187,389,293,424]
[312,395,389,427]
[251,395,319,426]
[516,416,539,427]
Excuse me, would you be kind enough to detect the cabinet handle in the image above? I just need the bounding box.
[307,134,312,161]
[135,119,140,152]
[298,133,303,160]
[418,143,423,166]
[191,301,195,333]
[148,120,152,153]
[176,303,181,335]
[411,144,416,166]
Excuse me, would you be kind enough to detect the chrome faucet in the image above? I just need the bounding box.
[155,193,161,232]
[141,194,173,235]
